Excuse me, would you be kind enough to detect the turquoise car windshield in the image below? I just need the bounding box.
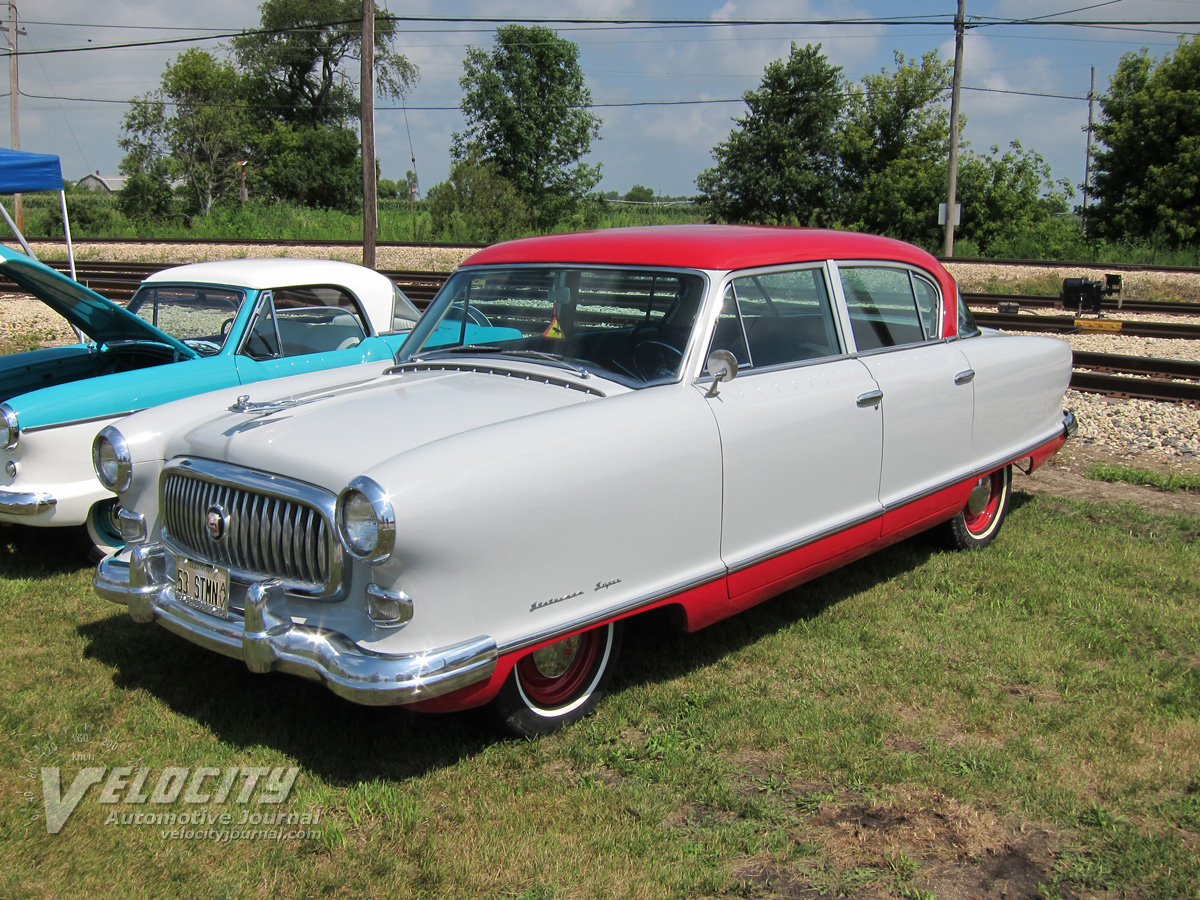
[126,286,245,356]
[398,266,706,386]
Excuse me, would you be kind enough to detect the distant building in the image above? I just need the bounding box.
[77,173,128,193]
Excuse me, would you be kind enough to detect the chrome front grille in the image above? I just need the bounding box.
[161,460,341,595]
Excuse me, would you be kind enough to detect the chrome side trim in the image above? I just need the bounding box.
[726,417,1076,576]
[0,490,57,515]
[497,566,728,658]
[22,410,138,434]
[94,546,497,706]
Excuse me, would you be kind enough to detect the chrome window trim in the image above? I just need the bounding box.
[159,457,347,601]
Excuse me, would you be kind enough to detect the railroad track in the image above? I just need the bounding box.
[962,291,1200,316]
[972,311,1200,340]
[1069,351,1200,405]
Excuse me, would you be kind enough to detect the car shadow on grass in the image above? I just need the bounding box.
[0,524,94,577]
[73,521,985,784]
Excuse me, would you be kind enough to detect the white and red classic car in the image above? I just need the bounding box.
[93,225,1074,734]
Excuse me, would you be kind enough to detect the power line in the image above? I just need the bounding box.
[6,14,1199,57]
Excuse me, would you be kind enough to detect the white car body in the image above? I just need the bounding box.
[94,226,1075,734]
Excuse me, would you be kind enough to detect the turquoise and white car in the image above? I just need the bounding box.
[0,249,421,557]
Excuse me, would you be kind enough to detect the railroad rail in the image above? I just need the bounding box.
[1069,351,1200,404]
[972,311,1200,341]
[962,292,1200,316]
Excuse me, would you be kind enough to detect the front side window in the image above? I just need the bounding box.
[840,266,940,351]
[399,266,706,386]
[244,286,369,359]
[126,286,244,356]
[711,267,841,369]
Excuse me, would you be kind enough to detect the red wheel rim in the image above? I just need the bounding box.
[516,629,604,709]
[963,470,1003,535]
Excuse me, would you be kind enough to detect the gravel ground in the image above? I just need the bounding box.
[4,242,1199,508]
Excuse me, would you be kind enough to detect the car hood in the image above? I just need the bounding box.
[0,246,197,357]
[171,363,608,488]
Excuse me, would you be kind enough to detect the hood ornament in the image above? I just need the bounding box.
[229,395,301,416]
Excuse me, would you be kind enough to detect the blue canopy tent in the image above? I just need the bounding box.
[0,148,76,279]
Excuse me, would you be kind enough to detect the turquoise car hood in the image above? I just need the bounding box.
[0,246,198,359]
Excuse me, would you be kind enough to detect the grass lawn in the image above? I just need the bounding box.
[1,490,1197,899]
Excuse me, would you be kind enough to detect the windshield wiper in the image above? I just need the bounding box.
[496,350,591,378]
[408,344,501,361]
[405,345,590,378]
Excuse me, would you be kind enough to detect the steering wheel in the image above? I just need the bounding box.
[183,339,222,355]
[632,339,683,381]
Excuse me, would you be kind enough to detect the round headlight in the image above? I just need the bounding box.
[336,477,395,563]
[1,404,18,450]
[92,426,132,492]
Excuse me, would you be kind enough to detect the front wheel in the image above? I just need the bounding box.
[79,498,124,563]
[942,465,1012,550]
[491,621,624,736]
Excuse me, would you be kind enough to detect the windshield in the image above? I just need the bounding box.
[126,285,246,356]
[397,266,707,385]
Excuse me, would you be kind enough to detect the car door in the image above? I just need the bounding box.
[832,263,975,533]
[703,265,885,602]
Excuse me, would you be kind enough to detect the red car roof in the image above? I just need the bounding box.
[462,225,947,274]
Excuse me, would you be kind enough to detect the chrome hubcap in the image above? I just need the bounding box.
[530,635,581,678]
[967,476,993,516]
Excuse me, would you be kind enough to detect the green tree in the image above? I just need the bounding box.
[230,0,419,211]
[258,125,362,210]
[231,0,417,128]
[118,49,253,216]
[957,141,1075,256]
[696,43,844,225]
[427,150,532,242]
[1088,36,1200,247]
[624,185,655,203]
[838,51,952,244]
[455,24,602,230]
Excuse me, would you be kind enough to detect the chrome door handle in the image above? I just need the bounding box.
[954,369,976,385]
[856,390,883,407]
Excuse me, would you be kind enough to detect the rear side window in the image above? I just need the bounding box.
[840,267,941,351]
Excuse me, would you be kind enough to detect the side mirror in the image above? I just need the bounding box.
[705,349,738,397]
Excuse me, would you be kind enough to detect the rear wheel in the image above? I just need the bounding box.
[491,621,623,736]
[80,498,123,563]
[943,465,1012,550]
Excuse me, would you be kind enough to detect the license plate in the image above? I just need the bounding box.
[175,557,230,618]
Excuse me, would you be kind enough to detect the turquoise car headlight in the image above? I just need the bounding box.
[336,477,395,563]
[1,404,18,450]
[92,426,132,493]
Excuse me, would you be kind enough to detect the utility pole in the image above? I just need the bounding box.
[7,2,22,231]
[1083,66,1095,232]
[361,0,377,269]
[943,0,966,257]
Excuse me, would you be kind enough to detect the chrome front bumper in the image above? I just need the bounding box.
[0,489,56,516]
[94,543,498,706]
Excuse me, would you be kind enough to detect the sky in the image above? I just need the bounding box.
[5,1,1199,205]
